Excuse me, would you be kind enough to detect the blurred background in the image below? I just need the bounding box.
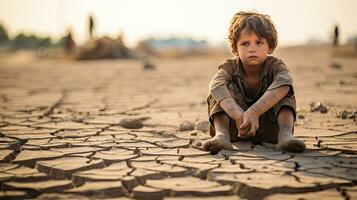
[0,0,357,59]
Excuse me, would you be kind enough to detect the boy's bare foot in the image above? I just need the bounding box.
[202,132,232,154]
[276,131,306,153]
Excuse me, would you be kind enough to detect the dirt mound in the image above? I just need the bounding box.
[77,36,135,60]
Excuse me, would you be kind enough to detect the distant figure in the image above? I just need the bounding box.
[89,15,95,39]
[202,11,306,155]
[333,24,339,47]
[64,30,76,55]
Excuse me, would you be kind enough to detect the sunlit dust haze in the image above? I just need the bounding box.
[0,0,357,48]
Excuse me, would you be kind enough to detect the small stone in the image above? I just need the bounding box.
[329,62,342,70]
[340,110,351,119]
[310,102,329,113]
[316,139,323,148]
[339,110,356,120]
[190,131,198,136]
[310,102,319,112]
[229,159,236,165]
[179,121,194,131]
[297,113,305,119]
[319,106,328,113]
[119,118,144,129]
[143,62,156,70]
[194,120,209,132]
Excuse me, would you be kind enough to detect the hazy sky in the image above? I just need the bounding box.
[0,0,357,47]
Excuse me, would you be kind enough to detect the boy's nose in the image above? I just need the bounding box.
[248,44,257,52]
[248,47,256,52]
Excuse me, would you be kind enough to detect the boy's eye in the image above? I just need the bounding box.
[240,42,248,46]
[257,41,263,45]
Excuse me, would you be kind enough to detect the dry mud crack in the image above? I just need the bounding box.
[0,48,357,199]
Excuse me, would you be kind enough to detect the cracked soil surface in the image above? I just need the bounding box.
[0,46,356,199]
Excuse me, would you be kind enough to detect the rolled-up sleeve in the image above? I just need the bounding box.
[267,64,294,92]
[209,69,232,102]
[209,61,236,103]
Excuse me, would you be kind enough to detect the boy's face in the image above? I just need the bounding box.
[236,30,271,67]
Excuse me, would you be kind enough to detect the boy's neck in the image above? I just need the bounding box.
[242,63,263,78]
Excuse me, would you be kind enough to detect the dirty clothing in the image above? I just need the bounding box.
[207,56,296,144]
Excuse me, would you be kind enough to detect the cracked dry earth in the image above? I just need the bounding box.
[0,46,356,200]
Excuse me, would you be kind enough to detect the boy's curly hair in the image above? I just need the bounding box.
[228,11,278,56]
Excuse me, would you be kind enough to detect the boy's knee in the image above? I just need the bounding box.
[279,105,294,112]
[275,95,296,121]
[278,106,295,117]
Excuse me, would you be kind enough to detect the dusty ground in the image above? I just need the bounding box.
[0,46,356,199]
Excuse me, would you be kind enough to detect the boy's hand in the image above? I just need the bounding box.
[232,113,244,137]
[239,109,259,137]
[238,121,251,138]
[233,112,251,138]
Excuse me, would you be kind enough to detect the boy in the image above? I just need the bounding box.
[203,11,306,154]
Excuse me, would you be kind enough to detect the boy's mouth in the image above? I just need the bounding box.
[248,55,258,59]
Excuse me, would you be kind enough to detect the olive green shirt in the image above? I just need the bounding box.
[209,56,294,106]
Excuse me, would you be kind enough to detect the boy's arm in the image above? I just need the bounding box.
[239,85,290,136]
[247,85,290,117]
[219,97,244,122]
[209,66,244,124]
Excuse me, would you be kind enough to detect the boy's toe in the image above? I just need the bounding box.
[209,145,221,155]
[202,139,212,151]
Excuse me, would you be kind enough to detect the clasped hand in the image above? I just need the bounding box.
[235,109,259,138]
